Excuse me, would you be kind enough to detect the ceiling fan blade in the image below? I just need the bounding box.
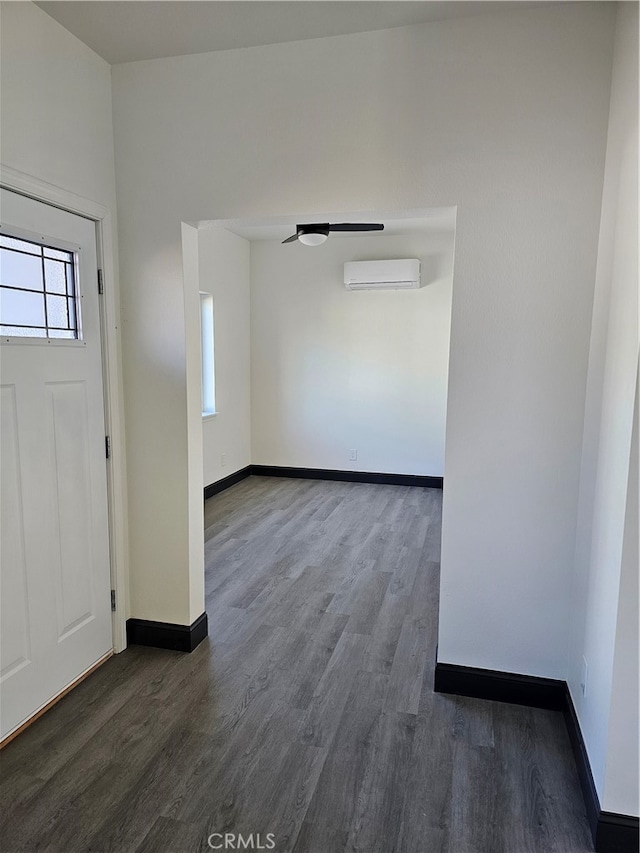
[282,233,300,243]
[328,223,384,232]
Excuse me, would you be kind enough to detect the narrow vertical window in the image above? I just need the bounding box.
[200,292,216,416]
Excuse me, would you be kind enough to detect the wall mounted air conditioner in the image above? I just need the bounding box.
[343,259,421,291]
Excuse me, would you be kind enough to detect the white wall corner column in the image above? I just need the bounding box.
[602,377,639,817]
[182,223,206,622]
[567,0,639,813]
[118,213,203,630]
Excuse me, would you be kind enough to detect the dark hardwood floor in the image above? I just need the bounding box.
[1,476,594,852]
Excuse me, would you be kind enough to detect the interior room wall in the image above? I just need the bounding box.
[250,228,454,475]
[567,1,639,812]
[0,3,117,210]
[199,226,251,487]
[111,4,614,669]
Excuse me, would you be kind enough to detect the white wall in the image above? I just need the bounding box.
[181,223,206,621]
[604,380,638,816]
[111,4,614,661]
[199,227,251,487]
[251,229,453,475]
[0,3,116,209]
[568,1,639,812]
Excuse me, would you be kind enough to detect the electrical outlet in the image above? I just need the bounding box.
[349,449,358,462]
[581,656,588,697]
[221,453,227,468]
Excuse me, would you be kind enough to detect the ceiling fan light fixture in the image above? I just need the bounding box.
[298,232,328,246]
[282,222,383,245]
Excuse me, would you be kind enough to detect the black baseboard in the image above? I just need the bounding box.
[562,682,601,840]
[204,465,442,500]
[595,813,639,853]
[434,662,566,710]
[435,662,639,853]
[204,466,252,499]
[250,465,443,489]
[562,683,639,853]
[126,612,208,653]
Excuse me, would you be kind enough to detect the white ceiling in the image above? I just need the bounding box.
[35,1,553,65]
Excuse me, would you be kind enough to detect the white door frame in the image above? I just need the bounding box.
[0,163,129,652]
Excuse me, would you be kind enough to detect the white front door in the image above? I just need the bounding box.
[0,188,112,740]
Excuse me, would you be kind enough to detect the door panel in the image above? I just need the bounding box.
[0,189,112,740]
[48,380,95,638]
[0,384,31,681]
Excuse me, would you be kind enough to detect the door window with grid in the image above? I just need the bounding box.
[0,233,80,340]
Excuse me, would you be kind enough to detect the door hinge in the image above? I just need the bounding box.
[105,435,111,459]
[111,589,116,611]
[97,269,104,294]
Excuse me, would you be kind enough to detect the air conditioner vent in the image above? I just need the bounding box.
[344,259,421,290]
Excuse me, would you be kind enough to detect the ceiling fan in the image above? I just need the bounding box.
[282,222,384,246]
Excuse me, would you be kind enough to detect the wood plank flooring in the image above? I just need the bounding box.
[0,476,594,852]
